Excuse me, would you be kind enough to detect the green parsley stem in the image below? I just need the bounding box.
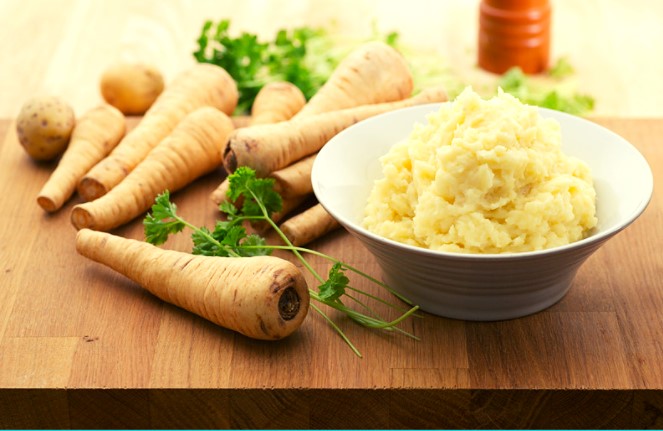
[236,243,416,307]
[248,189,325,284]
[309,302,362,358]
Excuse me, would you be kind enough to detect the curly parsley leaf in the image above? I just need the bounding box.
[191,220,270,258]
[226,167,282,218]
[191,226,226,256]
[218,201,239,219]
[144,191,186,246]
[318,262,350,303]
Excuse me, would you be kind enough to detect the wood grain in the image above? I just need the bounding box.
[0,118,662,427]
[2,389,662,428]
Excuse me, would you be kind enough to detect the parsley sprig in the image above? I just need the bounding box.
[144,167,419,357]
[194,19,337,114]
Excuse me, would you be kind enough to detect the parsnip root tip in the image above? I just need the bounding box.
[278,287,302,321]
[223,146,238,173]
[36,195,58,213]
[77,177,109,202]
[70,205,94,230]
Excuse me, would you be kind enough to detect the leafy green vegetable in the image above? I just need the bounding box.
[143,191,185,246]
[194,19,338,114]
[226,167,283,217]
[193,20,403,115]
[547,56,575,79]
[497,66,595,116]
[383,30,400,47]
[144,168,419,357]
[318,262,349,303]
[392,31,595,116]
[191,222,270,258]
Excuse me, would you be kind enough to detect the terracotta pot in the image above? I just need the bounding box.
[478,0,551,74]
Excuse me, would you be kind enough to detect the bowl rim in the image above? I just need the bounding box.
[312,103,655,261]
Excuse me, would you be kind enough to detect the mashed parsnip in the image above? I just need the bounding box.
[363,87,598,254]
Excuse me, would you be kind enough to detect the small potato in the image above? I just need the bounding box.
[16,96,76,161]
[100,62,165,115]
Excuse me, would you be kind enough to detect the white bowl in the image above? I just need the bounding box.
[312,104,654,321]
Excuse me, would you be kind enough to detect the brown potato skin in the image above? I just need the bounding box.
[100,62,165,115]
[16,96,75,161]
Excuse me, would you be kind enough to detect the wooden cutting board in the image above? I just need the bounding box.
[0,117,662,428]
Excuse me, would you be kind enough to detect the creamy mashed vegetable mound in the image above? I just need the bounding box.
[363,87,598,254]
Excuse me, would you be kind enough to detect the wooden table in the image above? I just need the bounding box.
[2,1,663,427]
[0,116,661,428]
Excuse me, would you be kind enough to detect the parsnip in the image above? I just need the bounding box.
[79,63,238,201]
[76,229,310,340]
[71,107,233,231]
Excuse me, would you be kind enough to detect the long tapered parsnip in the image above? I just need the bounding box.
[291,41,413,119]
[71,107,233,231]
[270,154,316,198]
[36,104,126,212]
[78,63,238,201]
[224,85,448,176]
[210,154,316,206]
[75,229,310,340]
[250,81,306,125]
[280,203,341,247]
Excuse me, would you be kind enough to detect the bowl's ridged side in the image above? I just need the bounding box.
[351,228,609,321]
